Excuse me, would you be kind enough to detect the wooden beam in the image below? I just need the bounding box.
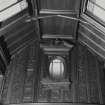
[10,103,101,105]
[0,11,28,36]
[42,34,73,39]
[32,0,41,40]
[40,9,79,15]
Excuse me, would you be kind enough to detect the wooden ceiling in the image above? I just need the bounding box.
[0,0,82,56]
[37,0,81,40]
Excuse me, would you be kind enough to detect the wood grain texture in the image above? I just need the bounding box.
[40,16,77,39]
[0,10,37,57]
[1,41,104,104]
[78,23,105,60]
[38,0,81,40]
[39,0,80,11]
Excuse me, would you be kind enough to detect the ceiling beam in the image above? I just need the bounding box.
[10,103,100,105]
[30,0,41,40]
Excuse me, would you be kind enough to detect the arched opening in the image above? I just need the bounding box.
[49,57,65,80]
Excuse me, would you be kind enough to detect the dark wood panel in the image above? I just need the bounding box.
[71,44,101,103]
[9,31,35,54]
[79,24,105,48]
[40,17,77,39]
[10,103,101,105]
[42,34,73,39]
[1,42,39,104]
[10,38,35,56]
[39,0,80,11]
[78,33,105,59]
[79,14,105,60]
[6,24,34,46]
[98,61,105,103]
[2,42,103,104]
[0,13,29,36]
[78,20,105,60]
[4,22,32,40]
[79,24,105,44]
[0,12,37,56]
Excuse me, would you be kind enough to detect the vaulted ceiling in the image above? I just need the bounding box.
[0,0,105,61]
[0,0,82,56]
[31,0,81,40]
[37,0,81,40]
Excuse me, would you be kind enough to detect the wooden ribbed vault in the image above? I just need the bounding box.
[0,0,105,105]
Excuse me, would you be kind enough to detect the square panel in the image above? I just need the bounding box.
[39,0,80,11]
[40,16,78,39]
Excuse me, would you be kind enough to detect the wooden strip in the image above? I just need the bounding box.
[78,37,105,60]
[81,14,105,35]
[96,61,103,104]
[9,32,35,55]
[5,22,33,41]
[40,9,79,15]
[8,30,35,48]
[79,24,105,44]
[0,13,28,36]
[10,103,100,105]
[42,34,73,39]
[78,31,105,54]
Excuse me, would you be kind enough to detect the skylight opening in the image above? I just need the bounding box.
[87,0,105,22]
[0,0,28,22]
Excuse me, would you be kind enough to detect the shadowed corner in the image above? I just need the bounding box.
[0,101,9,105]
[0,102,4,105]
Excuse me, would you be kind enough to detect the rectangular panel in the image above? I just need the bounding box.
[40,17,77,39]
[39,0,80,11]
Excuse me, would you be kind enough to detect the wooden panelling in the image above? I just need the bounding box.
[78,22,105,60]
[71,44,102,103]
[1,42,103,104]
[1,42,39,104]
[78,20,105,103]
[98,61,105,103]
[38,0,81,40]
[0,11,28,36]
[9,31,35,55]
[0,11,37,56]
[9,103,101,105]
[79,24,105,47]
[40,17,78,39]
[39,0,80,11]
[6,23,34,45]
[38,50,71,102]
[78,33,105,59]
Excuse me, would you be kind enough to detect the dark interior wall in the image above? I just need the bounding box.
[1,42,104,104]
[40,17,77,39]
[71,43,104,104]
[1,42,39,104]
[0,10,37,56]
[98,61,105,104]
[78,21,105,103]
[78,9,105,103]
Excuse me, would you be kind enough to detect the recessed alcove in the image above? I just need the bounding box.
[49,56,65,81]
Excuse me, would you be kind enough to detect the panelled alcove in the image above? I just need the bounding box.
[0,0,105,105]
